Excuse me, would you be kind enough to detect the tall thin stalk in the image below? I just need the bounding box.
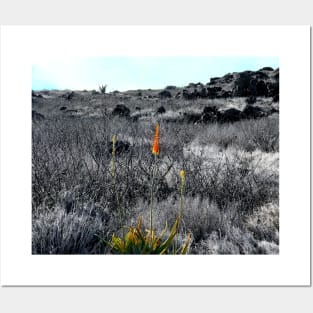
[112,135,116,182]
[150,123,160,241]
[111,135,120,219]
[179,169,185,216]
[149,154,157,238]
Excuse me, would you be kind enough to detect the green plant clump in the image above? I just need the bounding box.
[107,215,190,254]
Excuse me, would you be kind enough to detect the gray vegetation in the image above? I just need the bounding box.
[32,67,279,254]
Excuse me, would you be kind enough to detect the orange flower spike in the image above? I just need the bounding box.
[152,123,160,155]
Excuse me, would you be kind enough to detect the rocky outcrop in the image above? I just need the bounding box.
[182,104,272,124]
[212,68,279,99]
[112,104,130,117]
[62,91,75,101]
[242,105,266,119]
[217,108,242,123]
[181,67,279,100]
[158,90,172,99]
[157,106,166,114]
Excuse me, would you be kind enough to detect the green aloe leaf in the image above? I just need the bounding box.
[180,233,191,255]
[156,217,180,254]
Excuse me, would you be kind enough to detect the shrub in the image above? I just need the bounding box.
[246,202,279,244]
[32,206,110,254]
[99,84,107,94]
[180,197,221,242]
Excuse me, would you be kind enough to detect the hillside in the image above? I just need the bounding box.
[32,67,279,122]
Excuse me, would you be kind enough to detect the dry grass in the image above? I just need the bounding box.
[32,93,279,254]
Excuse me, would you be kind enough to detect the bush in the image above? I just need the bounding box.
[246,202,279,244]
[32,205,110,254]
[99,84,107,94]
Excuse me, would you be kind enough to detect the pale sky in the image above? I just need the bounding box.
[32,57,279,91]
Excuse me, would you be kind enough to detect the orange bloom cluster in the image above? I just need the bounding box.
[152,123,160,155]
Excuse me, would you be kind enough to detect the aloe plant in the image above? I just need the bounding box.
[105,124,191,255]
[107,216,190,254]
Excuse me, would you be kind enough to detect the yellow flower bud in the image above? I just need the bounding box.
[180,170,185,183]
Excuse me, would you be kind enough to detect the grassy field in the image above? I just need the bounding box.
[32,90,279,254]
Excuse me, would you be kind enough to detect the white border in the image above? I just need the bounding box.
[0,26,310,286]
